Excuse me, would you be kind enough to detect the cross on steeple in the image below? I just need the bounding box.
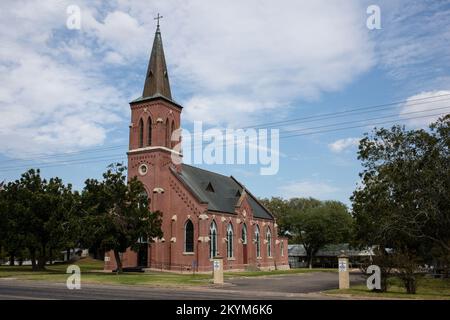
[142,13,172,99]
[154,13,163,28]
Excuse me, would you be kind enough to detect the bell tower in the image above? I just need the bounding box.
[127,19,182,215]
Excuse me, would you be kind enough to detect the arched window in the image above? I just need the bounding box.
[184,220,194,253]
[165,119,170,147]
[137,189,149,209]
[241,223,247,244]
[171,120,175,148]
[226,223,233,258]
[147,117,152,146]
[138,118,144,148]
[266,227,272,257]
[209,221,218,258]
[255,225,261,258]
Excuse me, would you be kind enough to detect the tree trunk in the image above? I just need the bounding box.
[308,254,313,269]
[30,249,37,271]
[36,245,46,271]
[114,250,123,273]
[380,273,389,292]
[404,277,417,294]
[8,253,14,266]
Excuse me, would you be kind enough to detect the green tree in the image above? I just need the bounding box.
[291,201,353,268]
[351,115,450,293]
[81,163,162,273]
[0,170,79,270]
[259,197,291,236]
[259,197,323,237]
[20,169,78,270]
[0,180,30,266]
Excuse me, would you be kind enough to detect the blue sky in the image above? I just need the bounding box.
[0,0,449,206]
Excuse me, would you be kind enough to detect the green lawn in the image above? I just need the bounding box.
[0,258,211,286]
[325,277,450,300]
[0,258,335,287]
[224,268,336,278]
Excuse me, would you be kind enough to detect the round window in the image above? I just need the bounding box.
[138,164,148,176]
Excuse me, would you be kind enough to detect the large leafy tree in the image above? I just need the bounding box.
[352,115,449,253]
[259,197,292,236]
[291,201,353,268]
[81,163,162,273]
[351,115,450,292]
[260,197,322,237]
[20,169,78,270]
[0,170,78,270]
[0,180,29,266]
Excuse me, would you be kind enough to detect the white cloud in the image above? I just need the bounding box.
[84,10,148,58]
[278,180,339,200]
[0,1,126,158]
[374,1,450,84]
[328,137,360,153]
[399,90,450,128]
[104,51,125,65]
[101,0,376,126]
[2,1,447,159]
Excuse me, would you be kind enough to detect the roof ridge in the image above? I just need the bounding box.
[182,163,233,180]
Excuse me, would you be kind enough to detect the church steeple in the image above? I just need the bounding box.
[142,15,172,100]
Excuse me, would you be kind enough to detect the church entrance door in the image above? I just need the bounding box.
[243,244,248,264]
[137,244,148,267]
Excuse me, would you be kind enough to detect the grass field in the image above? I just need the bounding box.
[326,276,450,300]
[0,258,335,287]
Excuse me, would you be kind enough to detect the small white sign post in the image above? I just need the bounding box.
[212,257,224,284]
[338,254,350,289]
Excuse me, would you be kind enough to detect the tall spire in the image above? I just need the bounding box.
[142,15,172,100]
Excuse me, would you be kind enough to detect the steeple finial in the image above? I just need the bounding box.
[142,14,172,100]
[154,13,163,29]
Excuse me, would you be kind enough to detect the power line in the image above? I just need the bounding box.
[183,109,450,152]
[240,93,450,129]
[179,94,450,139]
[0,155,127,172]
[2,145,127,163]
[280,105,450,135]
[2,92,448,163]
[261,97,450,129]
[280,112,448,139]
[0,112,447,172]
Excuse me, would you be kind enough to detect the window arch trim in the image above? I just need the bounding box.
[147,116,152,146]
[138,118,144,148]
[255,225,261,258]
[266,227,272,257]
[209,220,218,258]
[184,219,194,253]
[226,223,234,258]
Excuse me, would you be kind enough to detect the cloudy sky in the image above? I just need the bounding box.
[0,0,449,205]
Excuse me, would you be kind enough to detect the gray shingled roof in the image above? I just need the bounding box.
[288,244,375,257]
[175,164,273,220]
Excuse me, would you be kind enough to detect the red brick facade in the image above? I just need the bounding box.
[104,26,289,273]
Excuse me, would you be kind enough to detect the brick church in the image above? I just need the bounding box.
[104,22,289,272]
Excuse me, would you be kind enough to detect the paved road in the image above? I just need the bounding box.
[0,272,364,300]
[224,272,365,293]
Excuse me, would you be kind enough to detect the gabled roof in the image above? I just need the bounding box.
[174,164,274,220]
